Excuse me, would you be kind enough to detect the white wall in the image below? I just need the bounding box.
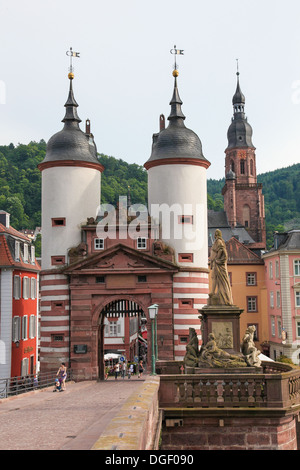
[148,164,208,269]
[41,166,101,270]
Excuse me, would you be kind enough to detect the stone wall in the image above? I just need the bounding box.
[161,415,298,450]
[91,376,161,450]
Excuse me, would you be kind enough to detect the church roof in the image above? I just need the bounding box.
[208,210,255,247]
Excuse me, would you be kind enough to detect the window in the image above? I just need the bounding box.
[13,275,21,299]
[23,277,30,299]
[179,336,188,344]
[240,160,245,174]
[178,215,193,224]
[246,272,257,286]
[12,316,21,342]
[247,296,257,312]
[31,246,35,264]
[178,253,193,263]
[294,260,300,276]
[51,334,64,343]
[22,315,28,340]
[275,260,279,278]
[29,315,36,339]
[137,275,147,283]
[52,218,66,226]
[250,159,254,176]
[94,238,104,250]
[276,291,281,308]
[51,256,66,266]
[23,244,29,262]
[269,262,273,279]
[106,321,121,337]
[15,241,20,261]
[277,318,282,338]
[297,321,300,338]
[31,278,37,299]
[295,291,300,308]
[178,299,193,308]
[137,237,147,249]
[95,276,105,284]
[271,316,275,336]
[270,291,274,308]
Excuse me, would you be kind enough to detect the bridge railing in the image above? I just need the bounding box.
[158,362,300,410]
[0,370,73,399]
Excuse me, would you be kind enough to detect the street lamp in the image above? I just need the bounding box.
[148,304,159,375]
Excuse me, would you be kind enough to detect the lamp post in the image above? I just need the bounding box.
[148,304,159,375]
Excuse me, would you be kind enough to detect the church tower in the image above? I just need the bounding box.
[222,70,266,250]
[144,66,211,358]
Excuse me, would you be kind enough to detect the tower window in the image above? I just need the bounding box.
[240,160,245,174]
[51,256,66,265]
[52,218,66,226]
[178,253,193,263]
[250,159,254,175]
[178,215,193,224]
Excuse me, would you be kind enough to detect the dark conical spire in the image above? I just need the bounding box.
[168,71,186,122]
[226,68,254,150]
[62,74,81,124]
[232,72,246,117]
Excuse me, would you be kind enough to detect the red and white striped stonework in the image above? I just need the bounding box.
[39,273,70,372]
[173,271,209,360]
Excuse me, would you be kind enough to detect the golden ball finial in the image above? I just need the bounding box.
[68,72,74,80]
[172,69,179,77]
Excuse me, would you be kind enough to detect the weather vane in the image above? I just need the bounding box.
[66,47,80,75]
[236,58,239,76]
[170,45,184,71]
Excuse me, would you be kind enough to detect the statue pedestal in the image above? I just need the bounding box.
[199,302,243,355]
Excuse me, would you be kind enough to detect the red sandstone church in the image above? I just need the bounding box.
[38,63,266,380]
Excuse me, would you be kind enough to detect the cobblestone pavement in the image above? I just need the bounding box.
[0,376,146,450]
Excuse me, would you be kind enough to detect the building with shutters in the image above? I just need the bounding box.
[0,211,40,380]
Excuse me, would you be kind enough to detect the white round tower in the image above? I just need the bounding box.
[38,73,104,270]
[144,69,211,360]
[144,69,210,269]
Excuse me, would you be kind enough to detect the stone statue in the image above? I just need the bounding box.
[198,333,246,368]
[183,328,200,367]
[209,229,233,305]
[241,325,261,367]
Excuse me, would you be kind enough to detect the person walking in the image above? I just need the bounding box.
[121,361,126,379]
[138,360,144,378]
[114,362,120,380]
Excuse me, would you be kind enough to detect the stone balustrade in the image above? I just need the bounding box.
[158,361,300,410]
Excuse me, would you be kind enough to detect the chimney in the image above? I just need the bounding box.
[0,211,10,228]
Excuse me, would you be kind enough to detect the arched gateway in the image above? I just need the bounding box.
[98,299,146,380]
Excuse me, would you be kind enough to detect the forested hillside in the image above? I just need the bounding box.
[0,141,299,249]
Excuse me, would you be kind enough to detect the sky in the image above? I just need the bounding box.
[1,0,300,180]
